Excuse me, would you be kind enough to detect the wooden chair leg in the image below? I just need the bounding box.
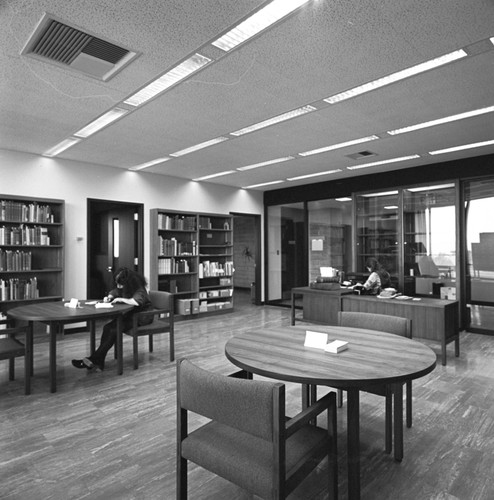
[133,335,139,370]
[177,456,187,500]
[337,388,343,408]
[169,328,175,362]
[149,334,154,353]
[9,358,15,381]
[24,352,31,395]
[406,381,412,428]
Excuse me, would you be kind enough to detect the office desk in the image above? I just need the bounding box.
[8,300,133,393]
[225,325,436,500]
[341,295,459,365]
[291,286,352,325]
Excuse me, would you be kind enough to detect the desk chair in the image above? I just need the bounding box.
[0,322,30,395]
[123,291,174,369]
[337,311,412,459]
[177,358,338,500]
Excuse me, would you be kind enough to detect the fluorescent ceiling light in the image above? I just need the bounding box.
[124,53,211,107]
[128,157,171,171]
[347,155,420,170]
[384,205,399,210]
[74,108,129,138]
[193,170,236,181]
[212,0,310,52]
[243,180,285,189]
[407,183,455,192]
[231,106,316,136]
[361,190,399,197]
[237,156,294,171]
[429,139,494,155]
[287,169,342,181]
[491,37,494,46]
[324,49,467,104]
[387,106,494,135]
[299,135,379,157]
[43,137,81,157]
[170,137,229,157]
[335,197,352,202]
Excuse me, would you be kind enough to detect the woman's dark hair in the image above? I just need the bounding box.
[365,257,391,288]
[365,257,382,272]
[114,267,147,294]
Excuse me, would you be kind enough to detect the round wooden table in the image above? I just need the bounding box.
[8,300,133,393]
[225,324,437,500]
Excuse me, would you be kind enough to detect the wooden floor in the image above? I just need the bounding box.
[2,290,494,500]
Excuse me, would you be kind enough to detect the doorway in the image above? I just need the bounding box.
[231,213,262,306]
[266,202,307,306]
[87,199,144,299]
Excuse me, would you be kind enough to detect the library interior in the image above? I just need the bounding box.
[2,1,494,499]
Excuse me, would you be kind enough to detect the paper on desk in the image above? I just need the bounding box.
[95,302,113,308]
[304,330,328,349]
[325,340,349,353]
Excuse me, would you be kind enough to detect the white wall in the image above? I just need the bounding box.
[1,149,264,301]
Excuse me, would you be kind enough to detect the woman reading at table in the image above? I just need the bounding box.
[72,267,153,371]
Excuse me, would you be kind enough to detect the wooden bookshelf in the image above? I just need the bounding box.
[0,195,64,314]
[150,209,233,317]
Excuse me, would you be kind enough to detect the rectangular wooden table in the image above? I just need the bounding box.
[291,286,352,325]
[291,286,460,365]
[225,325,437,500]
[7,300,133,393]
[341,295,459,365]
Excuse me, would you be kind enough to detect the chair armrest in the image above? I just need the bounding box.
[132,308,173,329]
[286,392,335,437]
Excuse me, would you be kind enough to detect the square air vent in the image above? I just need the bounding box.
[22,13,139,81]
[346,150,377,160]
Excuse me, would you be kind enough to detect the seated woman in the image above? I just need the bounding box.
[362,257,391,295]
[72,267,153,371]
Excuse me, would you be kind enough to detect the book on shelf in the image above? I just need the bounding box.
[0,225,50,246]
[0,200,54,223]
[0,249,32,271]
[0,276,39,301]
[158,213,196,231]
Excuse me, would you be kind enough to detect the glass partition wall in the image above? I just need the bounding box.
[355,190,400,285]
[403,184,457,297]
[464,178,494,332]
[308,198,353,282]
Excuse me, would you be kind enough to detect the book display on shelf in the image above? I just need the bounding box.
[150,209,234,317]
[0,195,64,312]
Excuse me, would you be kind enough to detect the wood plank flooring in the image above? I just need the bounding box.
[1,290,494,500]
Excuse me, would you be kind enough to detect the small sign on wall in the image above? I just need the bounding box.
[311,238,324,251]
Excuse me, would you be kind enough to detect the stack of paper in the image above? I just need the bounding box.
[324,340,349,353]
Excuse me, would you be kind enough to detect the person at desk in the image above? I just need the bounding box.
[360,257,391,295]
[72,267,153,371]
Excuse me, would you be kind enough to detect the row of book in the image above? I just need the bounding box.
[158,214,196,231]
[158,258,193,274]
[0,225,51,246]
[199,260,234,278]
[0,249,32,271]
[0,200,55,223]
[158,237,196,257]
[0,277,39,301]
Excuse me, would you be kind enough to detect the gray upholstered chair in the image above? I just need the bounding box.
[0,322,30,395]
[176,358,338,500]
[337,311,412,458]
[123,290,174,369]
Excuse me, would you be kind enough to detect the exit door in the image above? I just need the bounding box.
[87,199,144,299]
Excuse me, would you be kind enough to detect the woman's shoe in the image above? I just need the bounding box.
[71,358,95,370]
